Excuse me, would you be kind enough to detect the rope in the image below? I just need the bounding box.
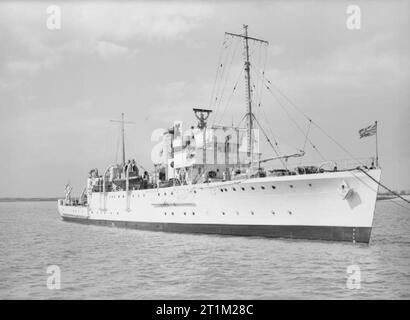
[356,167,410,204]
[349,169,410,212]
[385,198,410,212]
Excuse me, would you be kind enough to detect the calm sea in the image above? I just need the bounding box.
[0,199,409,299]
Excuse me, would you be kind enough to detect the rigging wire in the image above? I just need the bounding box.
[115,132,120,164]
[299,120,312,165]
[254,41,263,113]
[252,115,286,168]
[263,81,326,161]
[249,68,282,149]
[208,35,230,108]
[211,36,238,124]
[250,68,325,161]
[215,38,241,113]
[249,74,283,152]
[216,67,244,125]
[259,106,283,155]
[251,45,285,161]
[209,36,231,123]
[264,77,367,167]
[259,74,409,211]
[258,45,268,109]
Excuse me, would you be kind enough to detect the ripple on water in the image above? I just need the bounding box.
[0,200,409,299]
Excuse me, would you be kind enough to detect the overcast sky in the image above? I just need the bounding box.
[0,0,409,197]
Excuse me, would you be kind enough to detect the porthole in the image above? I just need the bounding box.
[232,188,236,191]
[164,212,167,215]
[261,186,265,190]
[220,189,224,192]
[222,212,225,215]
[251,186,255,190]
[224,188,228,192]
[171,212,174,215]
[192,212,195,216]
[193,190,197,194]
[158,193,160,196]
[184,212,186,216]
[289,185,293,188]
[272,186,276,189]
[251,211,255,215]
[164,192,167,196]
[271,210,275,215]
[241,187,245,191]
[308,183,312,187]
[288,210,292,215]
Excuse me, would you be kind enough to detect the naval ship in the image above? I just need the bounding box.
[58,26,381,243]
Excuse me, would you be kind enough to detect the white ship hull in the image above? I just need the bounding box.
[58,169,381,243]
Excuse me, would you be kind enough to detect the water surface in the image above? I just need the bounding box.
[0,199,409,299]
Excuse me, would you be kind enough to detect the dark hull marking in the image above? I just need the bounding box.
[151,203,197,208]
[61,216,372,243]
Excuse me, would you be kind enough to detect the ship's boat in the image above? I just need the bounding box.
[112,174,144,190]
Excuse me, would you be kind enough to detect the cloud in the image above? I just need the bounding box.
[0,1,214,75]
[94,41,137,59]
[268,45,285,57]
[157,81,187,99]
[5,54,62,75]
[267,34,410,91]
[74,2,214,41]
[6,60,41,74]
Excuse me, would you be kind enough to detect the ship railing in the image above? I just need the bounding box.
[298,157,375,171]
[282,157,376,175]
[262,157,376,177]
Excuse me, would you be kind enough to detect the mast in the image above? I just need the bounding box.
[110,113,135,165]
[225,25,268,166]
[193,108,212,173]
[243,25,253,163]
